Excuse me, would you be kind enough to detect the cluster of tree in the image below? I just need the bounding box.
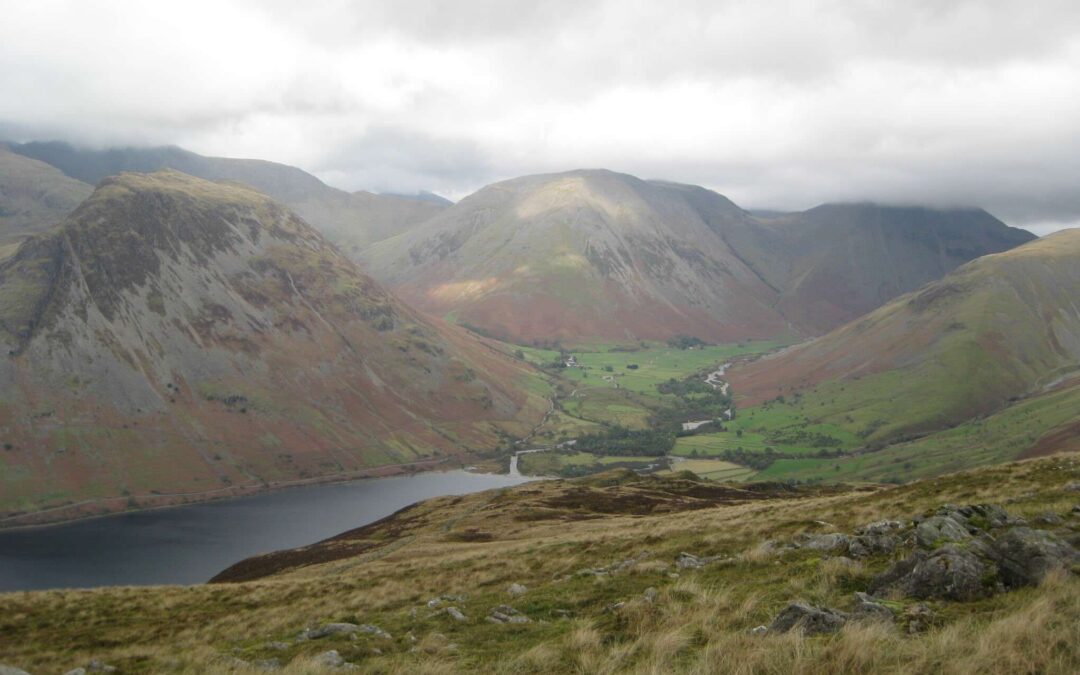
[666,335,709,349]
[719,447,777,470]
[652,376,733,429]
[575,425,676,456]
[767,427,843,448]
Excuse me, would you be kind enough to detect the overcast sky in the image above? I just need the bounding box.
[1,1,1079,232]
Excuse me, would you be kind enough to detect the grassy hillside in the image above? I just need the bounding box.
[1,455,1078,673]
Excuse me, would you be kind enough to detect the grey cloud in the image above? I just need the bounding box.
[313,127,498,196]
[2,1,1080,230]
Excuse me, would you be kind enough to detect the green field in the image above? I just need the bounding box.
[753,382,1080,484]
[514,341,785,395]
[508,340,787,441]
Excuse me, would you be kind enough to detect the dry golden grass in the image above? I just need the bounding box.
[1,454,1078,674]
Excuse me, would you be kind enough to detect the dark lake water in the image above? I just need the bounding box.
[0,470,530,592]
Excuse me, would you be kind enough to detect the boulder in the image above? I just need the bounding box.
[869,551,927,595]
[445,607,467,622]
[850,592,894,623]
[855,520,905,536]
[676,552,702,569]
[314,650,345,667]
[992,527,1080,588]
[1063,481,1080,492]
[750,625,768,636]
[488,605,530,624]
[872,543,990,602]
[1035,512,1063,525]
[848,533,901,558]
[796,533,852,552]
[675,551,726,569]
[252,659,281,671]
[85,662,116,674]
[938,504,1015,529]
[900,545,989,601]
[643,587,658,602]
[64,669,87,675]
[508,583,528,597]
[768,602,848,635]
[0,668,32,675]
[915,515,972,549]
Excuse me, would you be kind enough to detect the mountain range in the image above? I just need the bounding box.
[5,141,448,254]
[0,139,1068,523]
[359,169,1034,344]
[0,170,545,524]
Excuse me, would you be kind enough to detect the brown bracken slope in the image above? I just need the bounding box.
[0,171,546,525]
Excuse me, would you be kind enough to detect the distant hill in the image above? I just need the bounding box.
[732,202,1035,334]
[380,190,454,206]
[729,228,1080,444]
[0,171,545,522]
[359,169,1034,344]
[7,141,446,254]
[360,170,791,344]
[0,144,92,247]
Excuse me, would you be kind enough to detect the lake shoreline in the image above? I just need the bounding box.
[0,468,534,592]
[0,453,509,533]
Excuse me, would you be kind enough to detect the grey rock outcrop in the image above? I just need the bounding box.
[914,515,971,549]
[488,605,531,624]
[850,592,894,623]
[992,527,1080,588]
[445,607,468,622]
[900,545,989,601]
[302,622,362,640]
[313,650,359,670]
[508,583,527,597]
[796,533,851,552]
[768,603,848,635]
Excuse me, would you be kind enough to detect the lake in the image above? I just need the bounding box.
[0,470,531,592]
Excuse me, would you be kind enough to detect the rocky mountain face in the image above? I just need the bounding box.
[729,228,1080,440]
[7,141,447,254]
[0,171,543,522]
[358,169,1034,344]
[0,144,92,246]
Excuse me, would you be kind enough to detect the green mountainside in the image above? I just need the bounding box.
[721,229,1080,482]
